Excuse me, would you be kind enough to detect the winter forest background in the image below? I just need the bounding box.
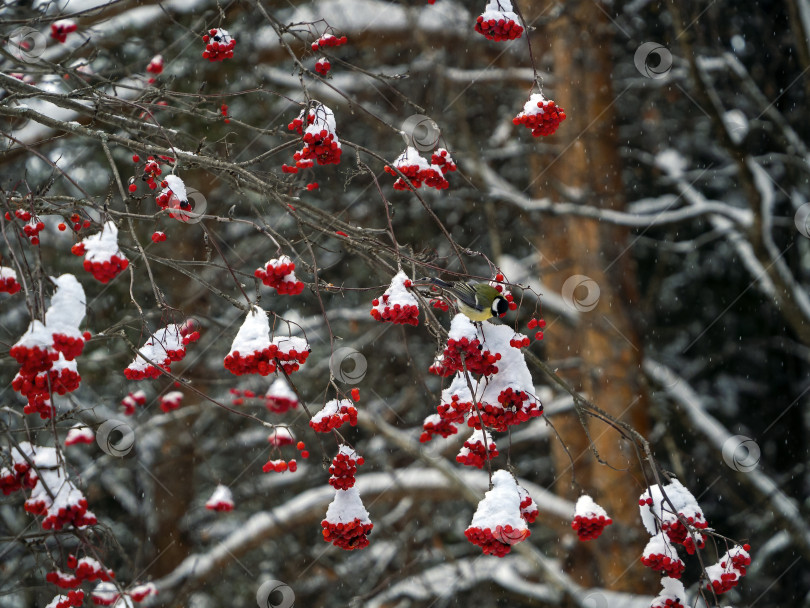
[1,0,809,606]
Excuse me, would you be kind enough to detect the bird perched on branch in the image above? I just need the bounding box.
[425,278,509,322]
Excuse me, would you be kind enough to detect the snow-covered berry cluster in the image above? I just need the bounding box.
[475,1,523,41]
[641,532,686,579]
[155,174,196,221]
[571,494,613,541]
[205,484,235,511]
[311,33,348,51]
[321,487,373,550]
[370,270,420,325]
[65,424,94,447]
[44,591,84,608]
[513,93,567,137]
[20,444,97,530]
[705,544,751,595]
[121,390,147,415]
[456,428,498,468]
[0,442,37,495]
[517,485,538,524]
[465,471,531,556]
[419,413,460,442]
[71,221,129,283]
[315,57,331,75]
[384,146,456,191]
[90,581,156,606]
[0,265,22,294]
[160,390,183,413]
[285,104,342,173]
[146,54,163,83]
[50,20,77,43]
[309,399,358,432]
[264,377,299,413]
[255,255,305,295]
[125,322,199,380]
[10,275,88,418]
[267,426,295,447]
[202,28,235,62]
[651,577,687,608]
[224,308,309,376]
[436,374,475,423]
[329,445,364,490]
[47,555,114,589]
[639,479,709,557]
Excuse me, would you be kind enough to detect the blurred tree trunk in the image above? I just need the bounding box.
[528,0,651,592]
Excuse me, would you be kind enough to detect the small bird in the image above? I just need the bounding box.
[427,278,509,322]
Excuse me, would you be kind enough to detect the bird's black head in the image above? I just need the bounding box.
[492,296,509,317]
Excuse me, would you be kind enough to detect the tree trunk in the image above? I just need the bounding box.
[529,0,651,592]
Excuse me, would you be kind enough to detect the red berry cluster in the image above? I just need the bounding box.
[25,495,97,531]
[491,387,542,430]
[309,400,358,432]
[321,518,372,551]
[263,391,298,414]
[315,57,331,75]
[151,231,167,243]
[641,550,685,579]
[159,390,183,413]
[50,20,77,43]
[513,96,567,137]
[464,525,529,557]
[46,590,84,608]
[1,268,22,294]
[146,54,163,84]
[456,433,498,468]
[437,394,473,423]
[296,127,342,166]
[140,156,162,190]
[475,13,524,41]
[47,556,113,589]
[202,28,236,62]
[329,448,364,490]
[224,345,280,376]
[370,294,420,325]
[0,462,37,495]
[430,299,450,312]
[267,427,295,447]
[419,414,458,442]
[509,333,530,348]
[518,488,539,524]
[430,337,501,377]
[311,33,348,51]
[13,363,81,414]
[254,256,305,295]
[526,317,546,341]
[662,514,708,555]
[23,217,45,245]
[430,148,457,174]
[262,458,297,473]
[571,512,613,541]
[51,331,90,361]
[384,159,448,191]
[55,213,92,232]
[273,337,311,374]
[705,544,751,594]
[70,240,129,284]
[221,103,230,123]
[287,111,314,136]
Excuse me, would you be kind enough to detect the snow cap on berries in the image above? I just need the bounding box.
[65,424,94,447]
[370,270,420,325]
[475,0,524,41]
[513,93,567,137]
[265,377,299,413]
[651,577,687,608]
[465,470,530,556]
[73,221,129,283]
[641,532,685,579]
[571,494,613,540]
[322,486,373,550]
[0,266,22,294]
[205,484,235,511]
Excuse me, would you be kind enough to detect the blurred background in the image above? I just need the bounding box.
[1,0,808,606]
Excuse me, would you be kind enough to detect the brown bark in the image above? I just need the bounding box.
[527,0,651,592]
